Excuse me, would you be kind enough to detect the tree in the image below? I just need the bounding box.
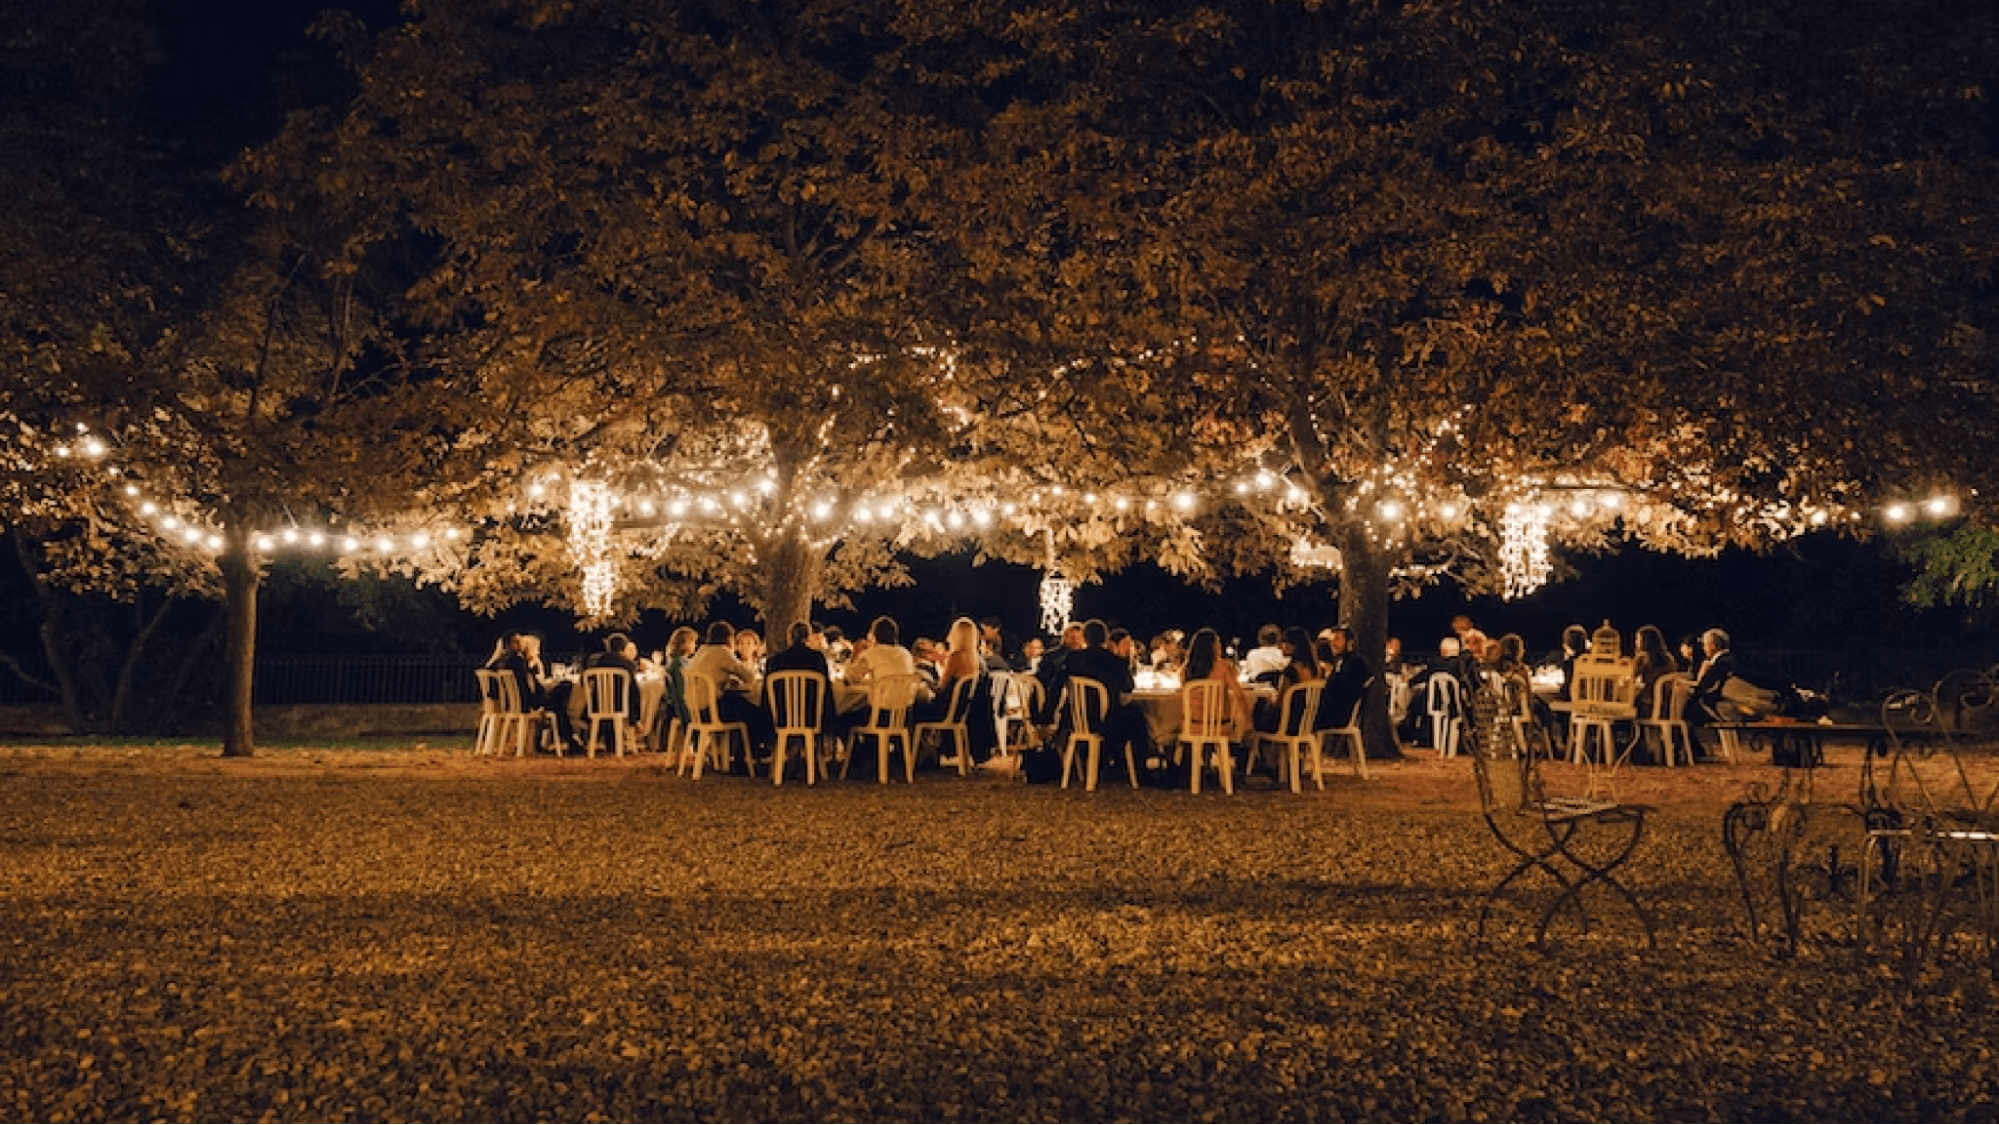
[950,0,1999,753]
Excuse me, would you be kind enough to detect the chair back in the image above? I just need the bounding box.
[939,674,979,723]
[489,667,528,714]
[766,669,828,730]
[1271,681,1323,737]
[582,666,632,717]
[1646,673,1690,722]
[684,672,726,724]
[1180,679,1231,739]
[1066,676,1111,734]
[1471,726,1540,815]
[476,668,510,715]
[865,672,923,726]
[1426,672,1462,715]
[1008,673,1046,721]
[1571,657,1638,715]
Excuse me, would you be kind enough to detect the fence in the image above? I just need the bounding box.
[252,655,481,705]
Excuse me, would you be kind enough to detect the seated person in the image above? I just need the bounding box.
[686,621,775,770]
[1046,618,1151,776]
[581,632,644,723]
[764,621,835,756]
[1255,626,1325,734]
[1239,623,1287,684]
[1182,627,1255,745]
[1315,626,1371,734]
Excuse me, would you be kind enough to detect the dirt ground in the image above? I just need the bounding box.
[2,739,1997,1122]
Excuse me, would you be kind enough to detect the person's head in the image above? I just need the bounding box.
[1440,636,1462,657]
[519,634,542,659]
[1702,627,1731,656]
[1451,614,1475,637]
[1282,626,1317,668]
[1185,627,1225,680]
[1329,626,1355,655]
[734,628,762,656]
[1679,634,1700,662]
[1462,629,1489,658]
[605,632,632,656]
[1023,636,1045,661]
[489,631,520,663]
[979,616,1003,644]
[787,621,813,649]
[806,622,827,650]
[1109,627,1134,658]
[1562,624,1589,656]
[1061,623,1086,650]
[1257,623,1282,648]
[823,625,846,647]
[949,617,979,654]
[705,621,735,646]
[1499,633,1526,669]
[869,615,900,646]
[668,625,699,657]
[1082,618,1110,649]
[1385,636,1403,661]
[1635,624,1670,662]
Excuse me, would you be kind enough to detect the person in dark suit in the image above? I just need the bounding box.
[1046,619,1149,775]
[583,632,643,722]
[764,621,834,752]
[1033,622,1087,726]
[1317,626,1371,732]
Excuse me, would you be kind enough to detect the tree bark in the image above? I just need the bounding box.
[757,528,825,646]
[109,593,178,733]
[1334,518,1403,761]
[218,529,260,758]
[11,532,87,732]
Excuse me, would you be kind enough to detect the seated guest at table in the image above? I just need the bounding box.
[1183,627,1255,745]
[1397,635,1474,747]
[687,621,773,769]
[1691,627,1738,723]
[1047,619,1148,773]
[764,621,834,737]
[844,615,921,692]
[1019,635,1046,675]
[1255,626,1325,734]
[487,631,573,753]
[1148,630,1186,677]
[1240,624,1287,684]
[1109,627,1141,676]
[979,617,1012,673]
[582,633,645,721]
[821,625,854,671]
[1551,624,1590,701]
[1033,622,1088,724]
[1316,626,1372,734]
[913,617,987,731]
[660,625,700,733]
[732,628,765,677]
[911,637,945,690]
[1632,624,1680,717]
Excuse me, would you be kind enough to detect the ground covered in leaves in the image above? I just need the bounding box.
[2,743,1996,1122]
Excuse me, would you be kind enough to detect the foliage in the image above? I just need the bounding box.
[1894,525,1999,614]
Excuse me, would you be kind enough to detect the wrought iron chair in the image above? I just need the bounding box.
[1471,725,1656,949]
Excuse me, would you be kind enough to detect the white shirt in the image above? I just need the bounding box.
[845,643,915,686]
[1240,644,1287,679]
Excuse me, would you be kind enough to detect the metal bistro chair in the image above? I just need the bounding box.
[1314,676,1375,784]
[581,666,636,759]
[1471,730,1656,949]
[845,672,923,783]
[915,674,980,775]
[765,669,832,786]
[680,672,751,779]
[1177,679,1236,795]
[1248,681,1322,794]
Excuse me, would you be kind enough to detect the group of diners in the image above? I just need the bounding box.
[481,612,1380,783]
[1386,613,1752,762]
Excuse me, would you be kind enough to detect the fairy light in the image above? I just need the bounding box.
[1499,501,1553,600]
[1038,570,1073,634]
[567,479,618,617]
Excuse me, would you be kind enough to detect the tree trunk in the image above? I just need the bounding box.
[109,593,177,732]
[757,529,825,646]
[12,532,88,732]
[1335,519,1403,761]
[218,529,260,758]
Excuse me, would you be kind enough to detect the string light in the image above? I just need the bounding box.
[567,480,617,617]
[1499,502,1554,600]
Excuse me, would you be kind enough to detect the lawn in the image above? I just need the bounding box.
[1,743,1995,1122]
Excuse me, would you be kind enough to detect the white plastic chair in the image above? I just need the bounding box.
[1638,673,1697,766]
[1002,674,1046,758]
[480,667,556,757]
[1061,676,1134,791]
[1315,675,1375,784]
[845,672,922,783]
[680,672,750,779]
[915,675,979,775]
[765,669,831,786]
[581,667,635,759]
[1567,658,1639,766]
[1177,679,1236,795]
[1426,673,1464,758]
[1249,681,1323,793]
[473,669,508,756]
